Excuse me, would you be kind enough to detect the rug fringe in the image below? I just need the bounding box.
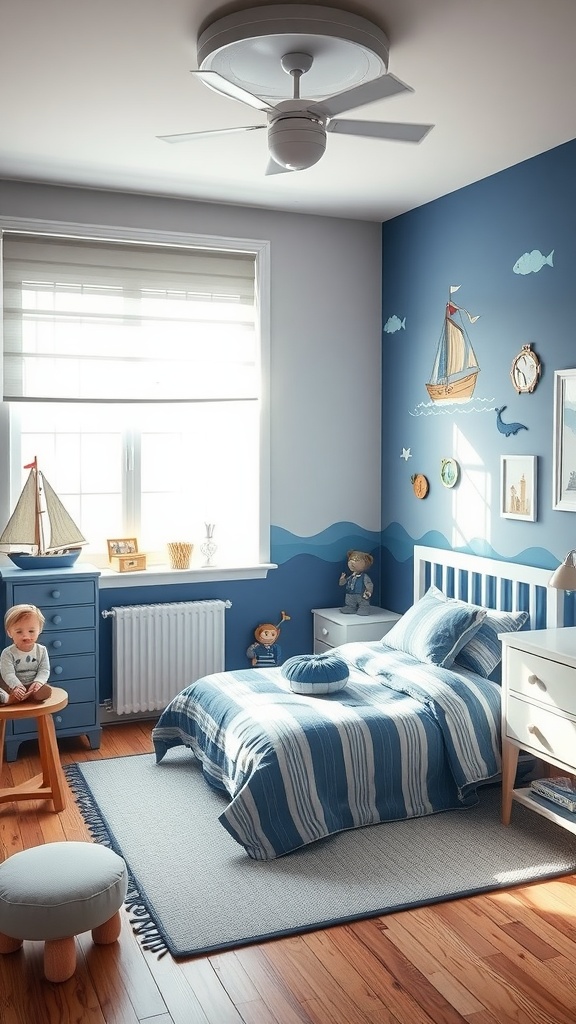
[64,763,169,959]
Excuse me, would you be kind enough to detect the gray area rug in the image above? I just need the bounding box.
[64,749,576,959]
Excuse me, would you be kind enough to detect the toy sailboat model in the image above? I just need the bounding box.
[426,286,481,403]
[0,457,87,570]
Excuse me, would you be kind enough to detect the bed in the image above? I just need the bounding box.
[152,545,564,860]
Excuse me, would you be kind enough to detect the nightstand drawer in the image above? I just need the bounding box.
[506,695,576,766]
[314,614,351,648]
[507,648,576,716]
[314,639,332,654]
[313,608,400,648]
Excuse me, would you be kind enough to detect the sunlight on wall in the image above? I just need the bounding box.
[450,423,491,549]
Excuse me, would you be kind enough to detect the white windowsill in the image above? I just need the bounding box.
[96,562,278,589]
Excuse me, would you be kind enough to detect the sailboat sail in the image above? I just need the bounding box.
[0,460,87,557]
[41,476,86,552]
[426,292,480,403]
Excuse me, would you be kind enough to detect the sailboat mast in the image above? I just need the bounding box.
[27,456,46,555]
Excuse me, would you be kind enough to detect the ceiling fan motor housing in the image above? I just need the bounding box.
[268,116,326,170]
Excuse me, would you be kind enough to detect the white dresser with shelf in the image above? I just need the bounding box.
[500,626,576,836]
[312,606,400,654]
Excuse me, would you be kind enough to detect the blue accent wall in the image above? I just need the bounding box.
[381,137,576,612]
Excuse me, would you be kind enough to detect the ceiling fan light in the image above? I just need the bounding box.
[268,117,326,170]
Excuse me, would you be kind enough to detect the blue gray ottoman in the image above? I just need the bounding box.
[0,842,128,982]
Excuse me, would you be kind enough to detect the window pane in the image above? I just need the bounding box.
[139,402,259,563]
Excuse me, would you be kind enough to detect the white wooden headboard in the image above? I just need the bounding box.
[413,545,564,630]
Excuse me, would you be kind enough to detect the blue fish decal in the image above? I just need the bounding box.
[384,315,406,334]
[513,249,554,275]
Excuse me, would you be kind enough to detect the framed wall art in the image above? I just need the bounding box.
[553,368,576,511]
[500,455,537,521]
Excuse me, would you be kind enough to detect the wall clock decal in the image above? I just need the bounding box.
[411,473,429,499]
[510,344,541,394]
[440,458,459,488]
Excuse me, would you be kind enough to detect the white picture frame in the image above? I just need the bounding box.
[500,455,537,521]
[553,368,576,511]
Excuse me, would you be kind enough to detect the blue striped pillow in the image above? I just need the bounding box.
[455,608,529,678]
[382,586,486,667]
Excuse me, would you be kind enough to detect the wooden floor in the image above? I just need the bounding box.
[0,724,575,1024]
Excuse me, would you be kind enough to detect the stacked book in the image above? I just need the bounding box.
[530,776,576,813]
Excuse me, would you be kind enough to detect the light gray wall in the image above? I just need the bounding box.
[0,180,383,538]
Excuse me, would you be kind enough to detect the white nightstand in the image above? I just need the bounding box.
[312,606,401,654]
[500,626,576,836]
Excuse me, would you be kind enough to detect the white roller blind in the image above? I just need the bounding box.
[3,232,257,402]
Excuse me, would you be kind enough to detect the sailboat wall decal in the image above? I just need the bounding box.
[426,286,481,403]
[0,457,87,570]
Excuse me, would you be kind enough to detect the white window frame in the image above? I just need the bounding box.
[0,216,274,587]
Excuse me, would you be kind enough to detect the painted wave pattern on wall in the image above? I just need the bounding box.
[271,520,558,571]
[271,523,381,565]
[382,521,558,571]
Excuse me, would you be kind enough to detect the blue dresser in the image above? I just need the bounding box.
[0,564,101,761]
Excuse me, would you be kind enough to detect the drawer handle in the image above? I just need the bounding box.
[51,640,62,649]
[52,614,62,625]
[53,665,63,675]
[527,673,547,692]
[51,590,61,600]
[55,715,63,724]
[322,628,329,636]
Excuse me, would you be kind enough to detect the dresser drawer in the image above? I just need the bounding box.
[506,648,576,716]
[506,694,576,767]
[50,653,96,683]
[12,579,96,608]
[44,629,95,657]
[41,605,96,632]
[61,677,96,704]
[12,701,97,736]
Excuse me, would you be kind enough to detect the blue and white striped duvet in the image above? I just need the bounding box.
[152,642,502,860]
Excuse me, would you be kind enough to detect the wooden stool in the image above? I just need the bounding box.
[0,842,128,982]
[0,687,68,811]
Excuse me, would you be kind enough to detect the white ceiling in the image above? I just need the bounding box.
[2,0,576,223]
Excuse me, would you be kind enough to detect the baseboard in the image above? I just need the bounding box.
[99,705,160,726]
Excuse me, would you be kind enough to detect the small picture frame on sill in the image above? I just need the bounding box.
[107,537,146,572]
[500,455,537,521]
[107,537,138,558]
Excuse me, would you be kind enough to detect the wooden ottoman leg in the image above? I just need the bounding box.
[0,932,23,954]
[92,910,121,945]
[44,936,76,983]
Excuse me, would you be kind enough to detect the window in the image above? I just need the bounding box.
[1,223,270,569]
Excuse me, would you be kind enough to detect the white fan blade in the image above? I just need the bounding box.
[327,120,434,143]
[308,73,411,118]
[158,125,266,144]
[191,71,274,113]
[265,158,293,176]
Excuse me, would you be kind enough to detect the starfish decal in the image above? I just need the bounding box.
[400,448,412,461]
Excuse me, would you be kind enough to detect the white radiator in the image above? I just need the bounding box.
[109,600,229,714]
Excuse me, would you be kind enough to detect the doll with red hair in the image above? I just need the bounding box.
[247,611,290,667]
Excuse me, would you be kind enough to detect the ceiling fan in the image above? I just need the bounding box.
[158,51,434,175]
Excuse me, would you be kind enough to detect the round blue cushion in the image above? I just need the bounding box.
[281,653,349,695]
